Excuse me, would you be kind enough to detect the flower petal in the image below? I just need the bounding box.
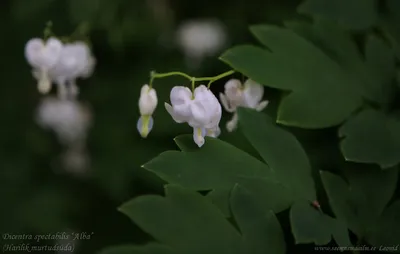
[37,71,52,94]
[207,126,221,138]
[256,100,269,112]
[137,115,154,138]
[164,103,187,123]
[243,79,264,108]
[189,99,209,127]
[193,127,206,147]
[139,85,158,115]
[170,86,192,106]
[226,113,238,132]
[219,93,234,112]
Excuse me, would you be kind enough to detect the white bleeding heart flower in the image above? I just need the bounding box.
[26,38,95,99]
[25,37,63,94]
[165,85,222,147]
[219,79,243,113]
[49,42,94,99]
[220,79,269,132]
[36,97,91,146]
[137,84,158,138]
[242,79,269,110]
[177,19,227,69]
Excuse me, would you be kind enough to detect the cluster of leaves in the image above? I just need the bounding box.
[99,0,400,253]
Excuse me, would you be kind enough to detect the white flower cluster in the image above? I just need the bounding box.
[25,37,95,99]
[137,77,268,148]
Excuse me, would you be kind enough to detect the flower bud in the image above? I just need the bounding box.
[137,85,158,138]
[139,85,158,116]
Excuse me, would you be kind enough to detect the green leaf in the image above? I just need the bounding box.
[285,20,392,105]
[99,244,177,254]
[297,0,378,30]
[320,168,398,243]
[220,26,362,128]
[237,108,315,200]
[367,200,400,246]
[339,109,400,168]
[144,136,293,213]
[320,171,362,236]
[143,137,272,190]
[365,34,396,104]
[230,184,286,254]
[206,189,231,217]
[119,185,241,254]
[290,200,350,246]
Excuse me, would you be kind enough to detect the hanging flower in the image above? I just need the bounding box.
[165,85,221,147]
[36,97,91,146]
[26,38,96,99]
[220,79,269,132]
[25,37,63,94]
[137,84,158,138]
[48,41,95,99]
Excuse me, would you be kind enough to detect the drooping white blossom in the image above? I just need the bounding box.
[36,97,91,146]
[165,85,222,147]
[25,38,96,99]
[49,42,94,99]
[137,84,158,138]
[176,19,227,69]
[220,79,269,132]
[25,37,63,94]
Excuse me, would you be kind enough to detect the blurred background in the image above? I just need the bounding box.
[0,0,361,253]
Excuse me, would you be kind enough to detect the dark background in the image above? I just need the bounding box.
[0,0,382,253]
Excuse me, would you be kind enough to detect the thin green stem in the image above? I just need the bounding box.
[191,78,195,98]
[206,70,235,88]
[151,71,193,81]
[149,76,155,89]
[150,69,235,90]
[43,21,54,40]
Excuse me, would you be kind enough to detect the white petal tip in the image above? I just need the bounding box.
[137,115,154,138]
[37,79,52,94]
[193,127,206,147]
[256,100,269,111]
[226,120,237,132]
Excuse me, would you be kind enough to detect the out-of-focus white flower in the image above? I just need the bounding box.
[176,19,227,69]
[25,37,63,94]
[36,97,91,146]
[137,84,158,138]
[165,85,222,147]
[220,79,269,132]
[26,38,96,99]
[62,147,89,176]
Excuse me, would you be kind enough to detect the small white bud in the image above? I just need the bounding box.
[137,85,158,138]
[139,84,158,115]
